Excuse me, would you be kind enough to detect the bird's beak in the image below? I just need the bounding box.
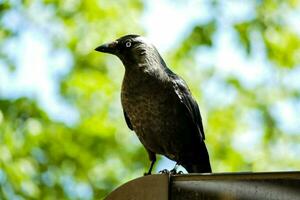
[95,41,118,54]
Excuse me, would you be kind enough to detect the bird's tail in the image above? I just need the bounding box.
[182,142,212,173]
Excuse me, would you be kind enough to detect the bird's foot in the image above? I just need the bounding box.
[170,167,183,175]
[160,163,184,175]
[143,172,151,176]
[159,169,183,175]
[170,168,184,174]
[159,169,171,174]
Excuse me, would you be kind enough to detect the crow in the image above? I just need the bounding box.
[95,34,211,174]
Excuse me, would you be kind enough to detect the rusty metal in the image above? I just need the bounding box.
[105,172,300,200]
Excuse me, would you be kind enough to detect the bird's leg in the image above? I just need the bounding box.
[170,163,179,174]
[145,159,155,176]
[144,150,156,176]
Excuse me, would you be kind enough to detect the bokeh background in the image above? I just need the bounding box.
[1,0,300,199]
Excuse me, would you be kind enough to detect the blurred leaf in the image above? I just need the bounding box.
[1,0,300,199]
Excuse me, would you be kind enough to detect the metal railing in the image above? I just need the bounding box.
[105,171,300,200]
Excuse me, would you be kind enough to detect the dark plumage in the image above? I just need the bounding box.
[95,34,212,174]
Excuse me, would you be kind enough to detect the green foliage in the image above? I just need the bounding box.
[0,98,146,199]
[234,0,300,68]
[1,0,300,199]
[176,20,216,56]
[0,0,146,199]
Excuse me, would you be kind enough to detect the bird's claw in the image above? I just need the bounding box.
[170,168,184,175]
[159,169,183,175]
[170,168,177,174]
[159,169,171,174]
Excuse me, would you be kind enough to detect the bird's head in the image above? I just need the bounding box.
[95,34,162,68]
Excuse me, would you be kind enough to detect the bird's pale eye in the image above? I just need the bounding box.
[125,41,131,48]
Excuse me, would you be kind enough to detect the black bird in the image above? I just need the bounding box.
[95,35,212,174]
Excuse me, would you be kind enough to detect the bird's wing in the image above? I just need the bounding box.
[123,110,133,130]
[171,75,205,140]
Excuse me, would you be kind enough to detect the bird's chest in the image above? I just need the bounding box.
[121,74,174,134]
